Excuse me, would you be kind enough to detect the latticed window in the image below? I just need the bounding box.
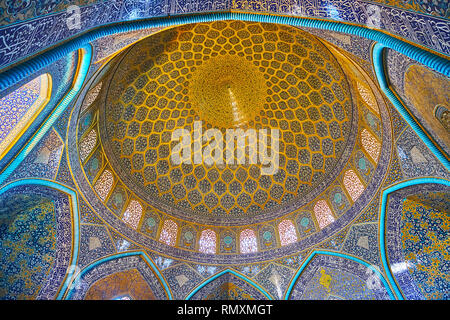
[122,200,143,230]
[79,129,98,162]
[239,229,258,254]
[361,129,380,162]
[278,219,297,246]
[313,200,335,229]
[159,219,178,246]
[343,169,365,202]
[199,229,217,254]
[357,82,379,114]
[0,73,51,158]
[94,169,114,201]
[81,82,102,113]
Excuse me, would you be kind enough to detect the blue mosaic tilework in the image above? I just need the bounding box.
[0,76,42,143]
[409,192,450,213]
[170,0,230,15]
[162,263,205,299]
[54,97,75,141]
[0,0,448,71]
[289,254,392,300]
[401,197,450,299]
[1,0,447,26]
[68,254,168,300]
[108,228,142,252]
[341,223,381,268]
[83,147,104,185]
[190,264,228,279]
[326,184,351,218]
[0,0,104,25]
[386,48,414,100]
[236,0,450,54]
[382,151,404,188]
[77,224,116,269]
[396,126,449,179]
[151,255,186,271]
[354,192,381,224]
[92,28,164,63]
[253,263,295,299]
[79,197,104,225]
[354,151,376,186]
[142,251,187,272]
[387,100,408,142]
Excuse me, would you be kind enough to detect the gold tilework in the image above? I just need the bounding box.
[101,21,354,219]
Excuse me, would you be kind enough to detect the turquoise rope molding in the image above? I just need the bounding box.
[0,178,80,300]
[378,177,450,301]
[284,250,397,300]
[372,43,450,171]
[0,12,447,301]
[1,11,449,93]
[0,12,448,187]
[185,269,273,300]
[63,251,173,300]
[0,45,92,186]
[0,12,448,184]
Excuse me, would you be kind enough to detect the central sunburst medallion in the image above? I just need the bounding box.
[99,21,356,224]
[189,54,267,128]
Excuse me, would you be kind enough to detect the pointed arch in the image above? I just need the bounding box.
[186,269,273,300]
[63,251,172,300]
[239,228,258,254]
[285,250,396,300]
[199,229,217,254]
[379,177,450,301]
[0,73,52,160]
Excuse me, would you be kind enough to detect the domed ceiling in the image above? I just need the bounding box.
[2,0,449,302]
[101,21,354,222]
[74,21,388,263]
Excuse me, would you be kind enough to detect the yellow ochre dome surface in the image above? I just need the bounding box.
[100,21,355,221]
[189,53,266,128]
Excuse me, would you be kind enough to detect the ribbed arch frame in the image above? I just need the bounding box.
[0,11,448,177]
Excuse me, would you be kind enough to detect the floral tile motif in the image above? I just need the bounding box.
[396,127,449,179]
[77,224,116,269]
[288,253,392,300]
[253,263,295,299]
[5,129,64,182]
[401,197,450,300]
[341,222,381,268]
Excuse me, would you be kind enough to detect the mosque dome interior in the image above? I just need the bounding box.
[0,0,449,301]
